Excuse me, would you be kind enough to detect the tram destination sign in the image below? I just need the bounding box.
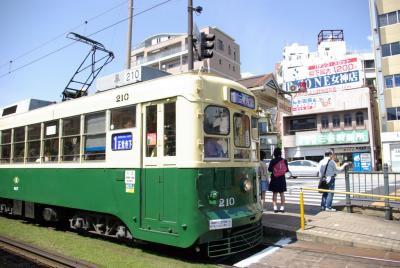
[112,132,133,151]
[296,129,369,146]
[230,88,255,109]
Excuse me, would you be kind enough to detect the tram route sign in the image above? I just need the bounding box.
[112,133,133,151]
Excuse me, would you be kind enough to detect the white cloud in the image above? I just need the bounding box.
[241,72,254,79]
[367,35,373,42]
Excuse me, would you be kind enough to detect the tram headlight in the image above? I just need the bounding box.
[208,190,219,205]
[241,179,252,192]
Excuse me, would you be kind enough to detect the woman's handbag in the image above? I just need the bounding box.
[318,160,330,193]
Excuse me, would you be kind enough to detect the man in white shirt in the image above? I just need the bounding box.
[318,150,349,211]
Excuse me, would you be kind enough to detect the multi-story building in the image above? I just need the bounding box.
[129,26,241,81]
[238,73,291,159]
[370,0,400,171]
[276,30,379,171]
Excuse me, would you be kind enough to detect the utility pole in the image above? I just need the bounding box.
[187,0,194,71]
[126,0,134,69]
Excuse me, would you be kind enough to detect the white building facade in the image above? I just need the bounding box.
[276,30,379,170]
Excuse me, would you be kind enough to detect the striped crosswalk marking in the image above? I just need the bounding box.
[264,178,348,207]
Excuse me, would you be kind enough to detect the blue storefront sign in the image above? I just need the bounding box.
[112,132,133,151]
[352,152,372,172]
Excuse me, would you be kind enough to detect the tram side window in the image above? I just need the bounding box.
[234,113,250,160]
[251,117,259,140]
[43,121,59,162]
[27,124,41,162]
[13,127,25,163]
[62,116,81,162]
[0,129,12,163]
[110,106,136,130]
[251,117,259,162]
[146,105,157,157]
[164,102,176,156]
[84,112,106,160]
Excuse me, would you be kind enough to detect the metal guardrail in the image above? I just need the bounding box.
[299,187,400,230]
[345,163,399,219]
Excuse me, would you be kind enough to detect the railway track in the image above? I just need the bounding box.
[0,235,99,268]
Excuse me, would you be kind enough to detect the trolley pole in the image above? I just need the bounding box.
[187,0,194,71]
[125,0,134,69]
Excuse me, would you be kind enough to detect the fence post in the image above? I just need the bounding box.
[344,166,353,213]
[383,164,393,220]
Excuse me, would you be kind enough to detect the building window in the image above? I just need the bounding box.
[217,39,224,51]
[387,107,398,120]
[228,45,231,55]
[384,74,400,88]
[321,115,329,129]
[219,59,222,65]
[289,116,317,134]
[382,42,400,57]
[385,75,394,88]
[344,113,352,127]
[379,10,400,27]
[356,111,364,126]
[233,66,236,72]
[332,114,340,128]
[364,59,374,69]
[84,112,106,160]
[234,51,236,61]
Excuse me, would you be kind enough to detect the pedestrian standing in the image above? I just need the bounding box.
[318,150,349,211]
[268,148,288,213]
[259,151,269,211]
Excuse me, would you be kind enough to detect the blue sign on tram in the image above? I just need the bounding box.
[112,133,133,151]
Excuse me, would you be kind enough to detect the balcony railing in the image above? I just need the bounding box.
[133,45,188,66]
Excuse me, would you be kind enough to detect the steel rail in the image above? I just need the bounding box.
[0,235,98,268]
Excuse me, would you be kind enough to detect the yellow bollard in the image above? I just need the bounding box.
[300,189,305,230]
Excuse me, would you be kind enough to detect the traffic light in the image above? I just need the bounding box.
[198,32,215,60]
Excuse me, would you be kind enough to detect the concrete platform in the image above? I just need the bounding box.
[262,209,400,252]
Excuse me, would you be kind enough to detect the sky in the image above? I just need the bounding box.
[0,0,372,108]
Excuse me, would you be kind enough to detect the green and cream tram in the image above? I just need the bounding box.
[0,71,262,257]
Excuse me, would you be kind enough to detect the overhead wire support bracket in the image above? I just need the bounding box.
[62,32,114,101]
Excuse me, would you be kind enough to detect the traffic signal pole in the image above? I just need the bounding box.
[188,0,194,71]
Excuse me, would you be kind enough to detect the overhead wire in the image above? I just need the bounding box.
[0,0,174,79]
[0,0,127,71]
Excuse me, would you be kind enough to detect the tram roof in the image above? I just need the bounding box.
[0,72,254,130]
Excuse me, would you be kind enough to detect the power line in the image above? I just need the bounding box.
[0,0,127,70]
[0,0,174,79]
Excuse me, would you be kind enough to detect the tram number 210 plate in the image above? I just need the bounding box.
[209,218,232,230]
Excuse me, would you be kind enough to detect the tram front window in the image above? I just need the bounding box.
[203,105,230,160]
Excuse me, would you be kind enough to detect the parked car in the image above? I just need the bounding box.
[288,160,320,178]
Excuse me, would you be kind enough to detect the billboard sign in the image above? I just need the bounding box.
[284,56,363,94]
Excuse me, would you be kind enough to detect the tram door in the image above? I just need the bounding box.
[141,100,178,233]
